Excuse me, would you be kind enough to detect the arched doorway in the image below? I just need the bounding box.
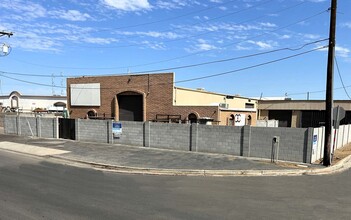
[87,110,97,119]
[117,91,143,121]
[11,96,19,108]
[188,113,198,124]
[229,114,235,126]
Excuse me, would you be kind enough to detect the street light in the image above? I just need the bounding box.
[1,43,11,56]
[0,31,13,57]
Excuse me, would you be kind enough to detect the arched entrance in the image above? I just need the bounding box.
[188,113,198,124]
[11,96,19,108]
[117,91,143,121]
[87,110,97,119]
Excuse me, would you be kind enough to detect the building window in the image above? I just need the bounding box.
[245,103,254,109]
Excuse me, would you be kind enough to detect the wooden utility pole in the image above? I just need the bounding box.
[0,31,13,38]
[323,0,337,166]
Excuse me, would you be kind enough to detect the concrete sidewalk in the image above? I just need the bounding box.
[0,134,350,176]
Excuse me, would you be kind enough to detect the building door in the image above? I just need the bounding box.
[118,93,143,121]
[269,110,292,127]
[59,118,76,140]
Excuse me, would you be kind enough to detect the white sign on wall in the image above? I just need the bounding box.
[70,83,101,106]
[234,114,246,126]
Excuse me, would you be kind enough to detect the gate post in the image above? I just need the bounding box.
[16,116,21,136]
[36,117,41,137]
[107,120,113,144]
[190,123,198,152]
[54,117,59,139]
[144,121,151,147]
[75,119,80,141]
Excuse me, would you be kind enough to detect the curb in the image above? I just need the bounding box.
[2,144,351,177]
[50,154,351,177]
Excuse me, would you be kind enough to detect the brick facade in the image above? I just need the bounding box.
[67,73,256,125]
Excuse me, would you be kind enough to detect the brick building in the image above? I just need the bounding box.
[67,73,257,126]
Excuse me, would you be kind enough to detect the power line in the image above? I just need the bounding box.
[174,46,327,84]
[8,8,327,71]
[101,9,328,70]
[78,0,276,48]
[91,0,241,33]
[76,1,304,49]
[0,39,328,78]
[0,46,327,90]
[335,56,351,99]
[286,56,350,99]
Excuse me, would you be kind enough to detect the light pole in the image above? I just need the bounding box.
[0,31,13,56]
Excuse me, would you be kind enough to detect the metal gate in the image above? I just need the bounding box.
[59,118,76,140]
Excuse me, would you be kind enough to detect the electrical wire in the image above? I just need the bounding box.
[77,0,276,48]
[0,39,328,78]
[335,56,351,100]
[8,8,327,71]
[77,1,304,49]
[91,0,242,33]
[0,46,327,90]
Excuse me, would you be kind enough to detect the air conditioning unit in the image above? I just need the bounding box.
[219,103,229,109]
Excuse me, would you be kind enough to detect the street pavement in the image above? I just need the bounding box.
[2,150,351,220]
[0,133,350,176]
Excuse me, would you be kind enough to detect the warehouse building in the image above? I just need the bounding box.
[67,72,257,126]
[258,99,351,128]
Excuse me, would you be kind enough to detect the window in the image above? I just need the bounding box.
[245,103,254,109]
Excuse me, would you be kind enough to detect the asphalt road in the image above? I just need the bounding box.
[0,150,351,220]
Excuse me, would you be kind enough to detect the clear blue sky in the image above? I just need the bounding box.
[0,0,350,100]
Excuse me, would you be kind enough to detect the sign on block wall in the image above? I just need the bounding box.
[112,122,122,138]
[234,114,246,126]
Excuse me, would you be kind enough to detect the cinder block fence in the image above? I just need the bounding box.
[4,115,315,163]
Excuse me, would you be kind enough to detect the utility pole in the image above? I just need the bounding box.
[0,31,13,38]
[0,31,13,56]
[323,0,337,166]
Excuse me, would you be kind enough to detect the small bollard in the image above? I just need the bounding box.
[271,136,280,163]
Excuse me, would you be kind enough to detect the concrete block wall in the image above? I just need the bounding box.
[4,115,57,138]
[4,115,17,134]
[195,124,242,155]
[249,127,312,163]
[113,121,144,146]
[4,115,315,163]
[77,119,110,143]
[0,113,4,127]
[40,117,57,138]
[148,122,191,151]
[19,116,37,137]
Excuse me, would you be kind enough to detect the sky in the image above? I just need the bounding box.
[0,0,350,100]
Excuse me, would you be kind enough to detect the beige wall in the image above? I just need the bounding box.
[258,100,351,111]
[174,87,257,109]
[258,110,269,120]
[219,110,257,126]
[291,110,302,128]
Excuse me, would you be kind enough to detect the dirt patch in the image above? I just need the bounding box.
[332,143,351,165]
